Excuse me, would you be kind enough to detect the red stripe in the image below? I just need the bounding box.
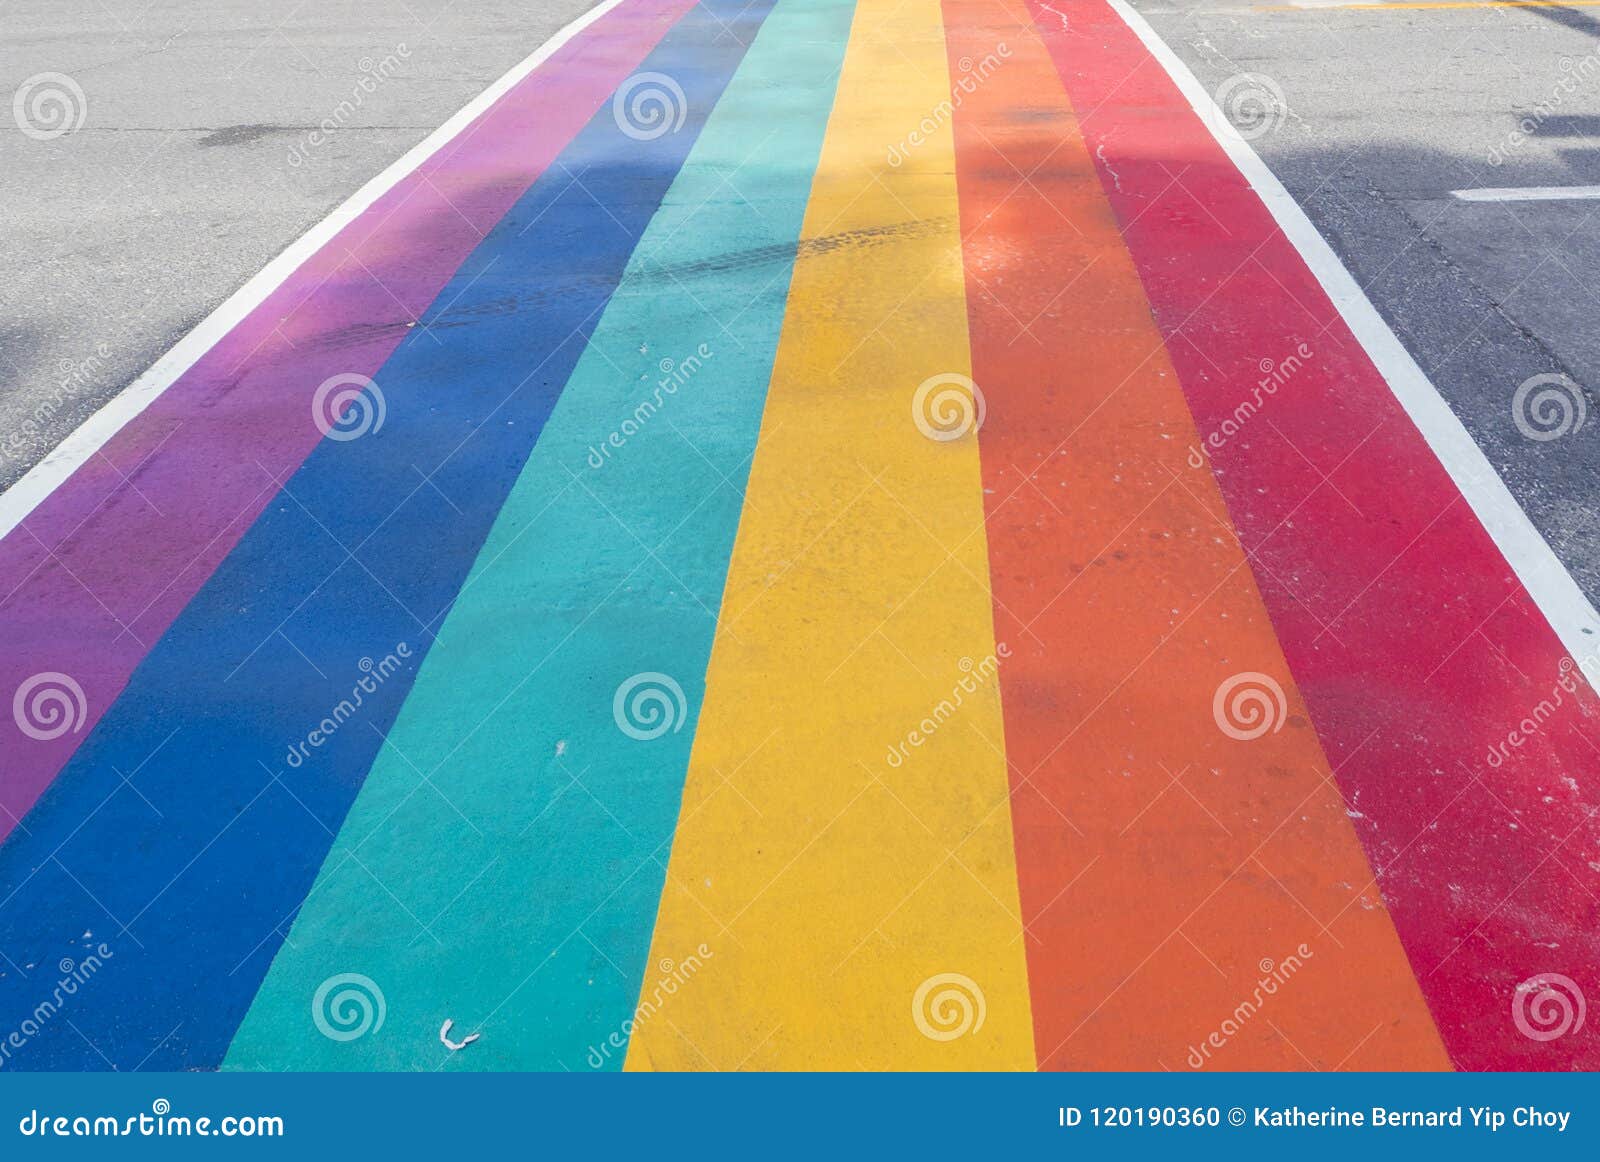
[944,0,1448,1070]
[1030,0,1600,1069]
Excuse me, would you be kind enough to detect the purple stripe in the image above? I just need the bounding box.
[0,0,695,839]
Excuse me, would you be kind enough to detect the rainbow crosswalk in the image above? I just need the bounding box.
[1,0,1598,1072]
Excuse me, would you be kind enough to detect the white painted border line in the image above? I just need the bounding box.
[1453,185,1600,202]
[0,0,628,543]
[1108,0,1600,681]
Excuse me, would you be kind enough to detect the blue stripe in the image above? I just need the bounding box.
[0,0,775,1071]
[223,0,856,1071]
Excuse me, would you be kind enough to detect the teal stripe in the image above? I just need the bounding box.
[224,0,857,1071]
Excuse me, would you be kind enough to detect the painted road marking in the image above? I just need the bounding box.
[223,0,856,1072]
[1056,0,1600,1069]
[0,0,774,1071]
[1107,0,1600,680]
[1453,186,1600,202]
[0,0,628,544]
[627,0,1035,1070]
[2,0,1597,1075]
[0,0,700,846]
[956,0,1448,1071]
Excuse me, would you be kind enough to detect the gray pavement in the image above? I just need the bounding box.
[6,0,1600,617]
[0,0,595,488]
[1133,0,1600,602]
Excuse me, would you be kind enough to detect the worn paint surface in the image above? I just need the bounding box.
[225,0,855,1072]
[626,0,1036,1072]
[0,0,774,1070]
[0,0,1596,1072]
[948,0,1448,1071]
[1033,0,1600,1070]
[0,0,699,844]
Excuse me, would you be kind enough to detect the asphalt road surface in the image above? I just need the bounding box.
[1135,0,1600,612]
[0,0,596,487]
[4,0,1600,1075]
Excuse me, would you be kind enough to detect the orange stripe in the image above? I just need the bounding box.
[944,0,1450,1069]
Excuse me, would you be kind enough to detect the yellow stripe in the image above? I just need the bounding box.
[624,0,1034,1071]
